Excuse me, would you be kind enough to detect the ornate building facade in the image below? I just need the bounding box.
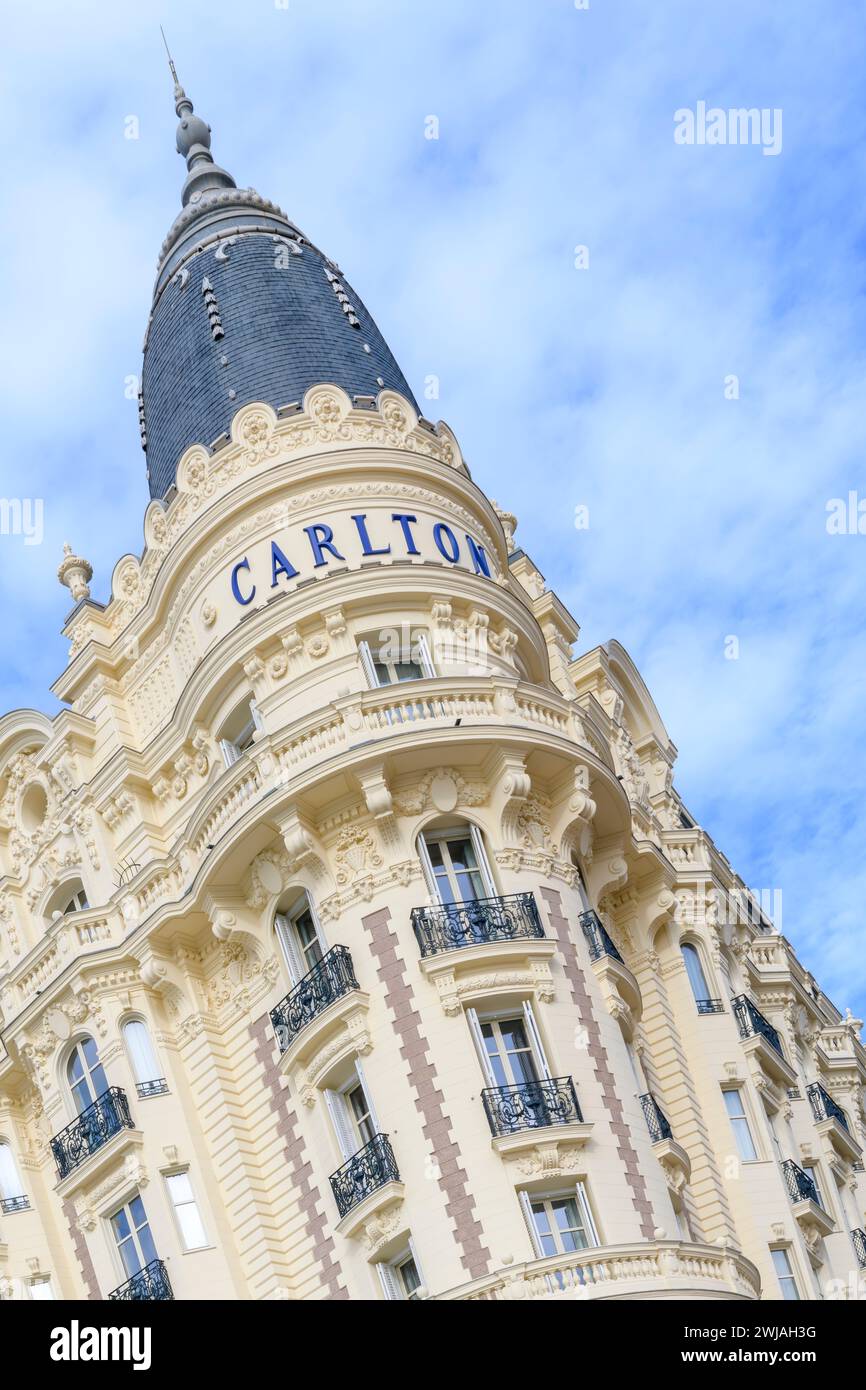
[0,73,864,1304]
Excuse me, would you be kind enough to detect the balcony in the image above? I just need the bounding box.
[136,1079,170,1099]
[50,1088,135,1182]
[806,1081,862,1162]
[108,1258,174,1301]
[782,1159,835,1244]
[732,995,796,1086]
[852,1229,866,1269]
[0,1196,30,1214]
[580,910,622,963]
[483,1076,583,1136]
[579,910,642,1023]
[329,1133,402,1237]
[411,892,544,958]
[640,1092,672,1143]
[269,946,373,1094]
[695,998,725,1015]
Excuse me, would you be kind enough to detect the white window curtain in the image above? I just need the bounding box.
[123,1020,161,1086]
[521,1000,552,1079]
[0,1142,24,1200]
[325,1089,359,1161]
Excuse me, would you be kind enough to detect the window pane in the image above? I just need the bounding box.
[176,1200,208,1250]
[124,1021,160,1085]
[167,1172,194,1205]
[0,1143,23,1200]
[682,944,709,1001]
[398,1256,421,1297]
[30,1279,54,1301]
[112,1208,131,1242]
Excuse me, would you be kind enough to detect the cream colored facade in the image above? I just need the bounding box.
[0,91,865,1301]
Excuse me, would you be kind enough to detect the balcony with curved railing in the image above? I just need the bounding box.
[482,1076,583,1138]
[781,1158,835,1241]
[852,1228,866,1269]
[271,945,360,1055]
[580,910,622,963]
[580,910,642,1020]
[411,893,544,958]
[732,995,796,1085]
[329,1133,401,1227]
[50,1088,135,1182]
[806,1081,862,1162]
[108,1258,173,1301]
[639,1092,673,1144]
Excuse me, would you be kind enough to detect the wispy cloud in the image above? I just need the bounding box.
[0,0,864,1016]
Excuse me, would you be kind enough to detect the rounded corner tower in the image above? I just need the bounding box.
[140,70,418,500]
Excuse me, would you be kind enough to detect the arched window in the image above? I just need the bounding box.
[681,943,711,1005]
[122,1020,166,1096]
[45,878,89,922]
[67,1036,108,1114]
[0,1141,26,1207]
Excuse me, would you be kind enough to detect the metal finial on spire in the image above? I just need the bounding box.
[158,29,236,207]
[160,25,191,115]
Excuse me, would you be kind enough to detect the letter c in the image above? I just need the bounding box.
[231,556,256,606]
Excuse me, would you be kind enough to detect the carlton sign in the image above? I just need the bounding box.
[229,509,494,607]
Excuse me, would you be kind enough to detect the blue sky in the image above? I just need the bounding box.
[1,1,864,1018]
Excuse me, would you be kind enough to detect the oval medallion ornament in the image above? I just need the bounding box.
[257,859,283,895]
[47,1007,71,1041]
[430,773,459,814]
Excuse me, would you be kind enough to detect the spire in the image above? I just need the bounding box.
[160,29,236,208]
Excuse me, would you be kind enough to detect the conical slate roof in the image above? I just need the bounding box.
[140,65,418,499]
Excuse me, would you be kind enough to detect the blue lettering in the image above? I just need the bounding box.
[304,523,346,568]
[433,522,460,564]
[391,513,421,555]
[351,514,391,557]
[231,557,256,606]
[271,540,299,587]
[465,534,491,577]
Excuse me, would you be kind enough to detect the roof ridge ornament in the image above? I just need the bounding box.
[159,27,236,209]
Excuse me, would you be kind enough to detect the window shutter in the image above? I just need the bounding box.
[519,1190,544,1259]
[274,913,306,986]
[468,824,497,898]
[522,1000,552,1079]
[220,739,239,768]
[358,640,380,688]
[467,1007,497,1087]
[353,1058,379,1133]
[416,631,436,678]
[416,834,439,902]
[408,1236,425,1294]
[575,1180,599,1246]
[250,700,265,733]
[305,896,328,952]
[324,1089,359,1161]
[376,1262,403,1301]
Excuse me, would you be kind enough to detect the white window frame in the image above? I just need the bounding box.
[109,1192,159,1281]
[0,1141,26,1202]
[122,1018,163,1089]
[377,1240,425,1300]
[681,941,713,1004]
[770,1246,801,1301]
[219,698,263,767]
[418,824,496,904]
[358,631,435,689]
[325,1063,379,1161]
[28,1275,55,1301]
[275,893,327,986]
[467,1003,552,1088]
[722,1086,759,1163]
[520,1183,599,1259]
[164,1169,209,1251]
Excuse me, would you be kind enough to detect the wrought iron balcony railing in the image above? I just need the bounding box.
[136,1079,170,1100]
[579,909,623,963]
[732,995,785,1058]
[806,1082,850,1132]
[271,945,359,1053]
[50,1087,134,1181]
[108,1258,174,1301]
[782,1158,822,1208]
[411,893,544,958]
[482,1076,583,1137]
[329,1133,400,1219]
[0,1195,30,1214]
[852,1228,866,1269]
[639,1092,673,1144]
[695,997,725,1014]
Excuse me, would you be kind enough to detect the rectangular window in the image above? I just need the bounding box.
[377,1243,424,1300]
[723,1088,758,1162]
[359,632,434,688]
[29,1276,55,1301]
[166,1171,208,1250]
[522,1184,599,1259]
[420,826,494,904]
[771,1248,800,1301]
[275,896,325,984]
[111,1194,158,1279]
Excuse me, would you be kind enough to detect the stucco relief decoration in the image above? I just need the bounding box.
[233,405,280,465]
[614,727,651,810]
[516,794,555,853]
[246,846,291,909]
[334,827,383,887]
[394,767,487,818]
